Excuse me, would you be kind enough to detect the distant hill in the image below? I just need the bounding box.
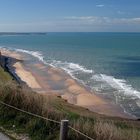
[0,32,47,36]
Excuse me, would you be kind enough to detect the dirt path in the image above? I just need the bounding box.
[0,132,10,140]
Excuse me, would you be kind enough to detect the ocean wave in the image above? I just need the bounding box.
[91,74,140,99]
[12,48,94,89]
[49,60,93,86]
[2,47,140,98]
[3,47,140,100]
[14,48,57,67]
[16,48,140,100]
[51,60,93,74]
[0,47,44,62]
[1,47,140,116]
[15,49,44,62]
[14,48,93,75]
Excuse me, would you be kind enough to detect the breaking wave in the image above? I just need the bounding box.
[91,74,140,99]
[1,47,140,117]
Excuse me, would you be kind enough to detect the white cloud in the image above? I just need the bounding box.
[0,16,140,32]
[65,16,97,20]
[117,11,125,15]
[64,16,140,25]
[96,4,104,7]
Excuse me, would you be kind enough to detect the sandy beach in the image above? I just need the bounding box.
[0,49,133,118]
[13,62,41,89]
[0,49,42,91]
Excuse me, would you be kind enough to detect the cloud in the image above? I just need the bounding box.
[117,11,125,15]
[96,4,104,7]
[65,16,96,20]
[1,16,140,32]
[64,16,140,25]
[112,17,140,24]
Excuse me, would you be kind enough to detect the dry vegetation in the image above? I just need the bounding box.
[0,67,140,140]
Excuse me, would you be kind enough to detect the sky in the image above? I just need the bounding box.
[0,0,140,32]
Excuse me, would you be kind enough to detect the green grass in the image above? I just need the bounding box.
[0,66,13,82]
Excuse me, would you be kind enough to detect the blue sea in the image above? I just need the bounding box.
[0,32,140,118]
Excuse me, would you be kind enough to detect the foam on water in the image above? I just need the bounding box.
[15,48,140,99]
[51,60,93,74]
[13,48,56,68]
[15,49,44,62]
[91,74,140,99]
[49,59,93,86]
[3,47,140,99]
[14,48,93,75]
[1,47,140,117]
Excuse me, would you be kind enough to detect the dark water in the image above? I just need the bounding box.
[0,32,140,118]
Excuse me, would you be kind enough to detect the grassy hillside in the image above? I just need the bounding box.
[0,66,140,140]
[0,66,13,82]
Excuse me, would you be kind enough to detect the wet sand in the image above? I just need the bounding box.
[13,62,41,89]
[0,49,133,118]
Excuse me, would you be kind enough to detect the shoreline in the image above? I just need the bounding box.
[0,49,135,119]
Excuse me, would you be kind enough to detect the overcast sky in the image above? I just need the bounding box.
[0,0,140,32]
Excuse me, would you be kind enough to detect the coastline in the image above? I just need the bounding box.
[0,49,42,92]
[0,49,135,119]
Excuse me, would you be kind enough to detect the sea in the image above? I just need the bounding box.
[0,32,140,118]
